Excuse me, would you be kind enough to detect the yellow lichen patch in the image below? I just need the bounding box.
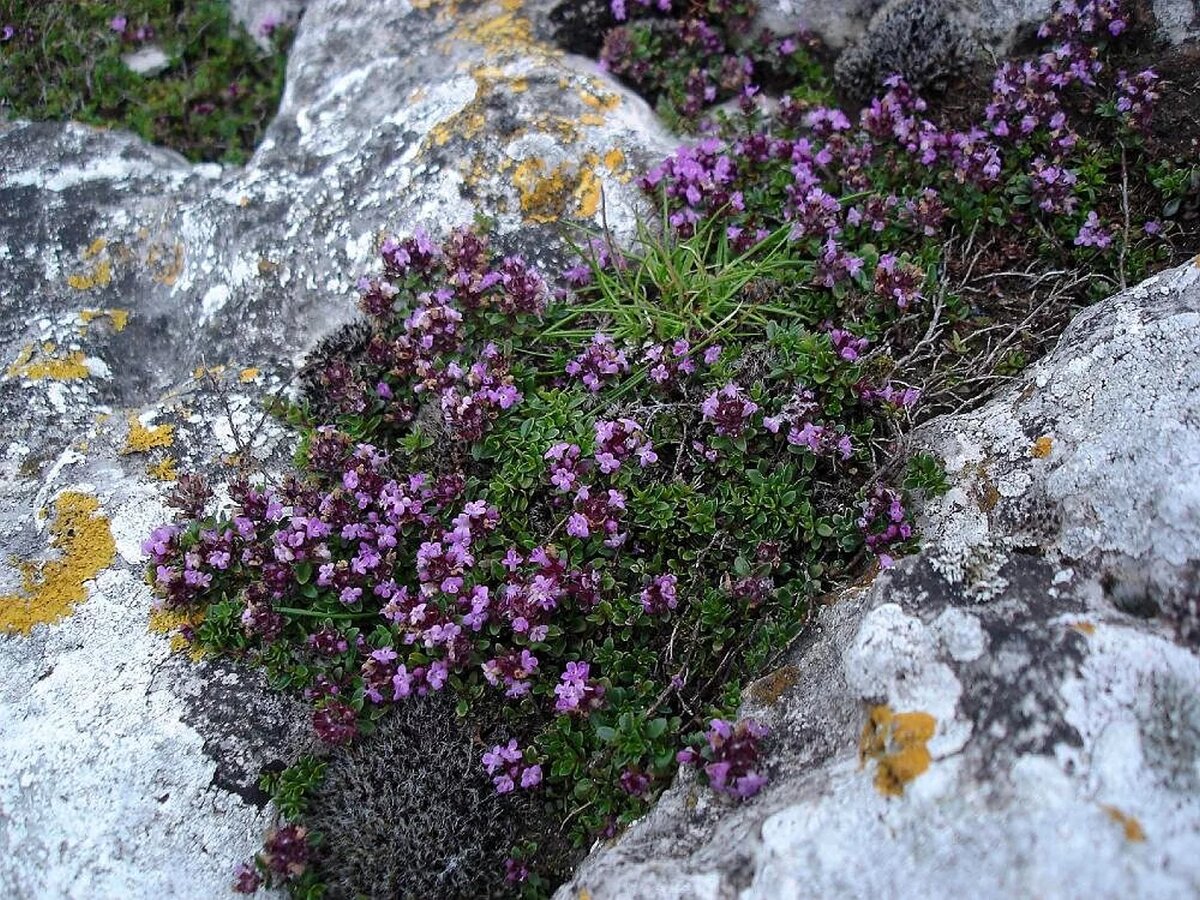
[149,606,207,659]
[1031,435,1054,458]
[579,89,620,111]
[603,148,626,171]
[577,890,591,900]
[78,308,130,334]
[1101,805,1146,842]
[193,364,227,381]
[859,705,937,796]
[239,367,261,383]
[122,418,174,455]
[5,342,90,381]
[747,665,801,705]
[574,154,603,218]
[147,456,179,482]
[67,259,113,292]
[578,113,608,127]
[425,65,525,151]
[513,158,581,223]
[84,238,108,259]
[456,10,540,56]
[147,240,185,286]
[1072,620,1096,636]
[0,493,116,635]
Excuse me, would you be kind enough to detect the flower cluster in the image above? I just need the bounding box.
[545,442,587,492]
[763,390,853,460]
[1075,210,1114,248]
[554,661,607,714]
[482,739,543,794]
[857,485,914,568]
[261,824,310,880]
[640,573,679,615]
[566,332,630,391]
[701,382,759,437]
[679,718,769,799]
[567,486,628,546]
[109,13,154,42]
[1114,68,1159,134]
[644,337,719,386]
[873,254,925,310]
[594,418,658,472]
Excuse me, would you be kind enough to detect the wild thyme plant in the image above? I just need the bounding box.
[145,221,916,894]
[141,0,1195,895]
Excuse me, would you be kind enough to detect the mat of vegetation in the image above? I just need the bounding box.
[140,1,1198,897]
[0,1,290,163]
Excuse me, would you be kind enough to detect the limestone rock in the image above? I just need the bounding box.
[0,0,672,895]
[558,258,1200,899]
[756,0,887,50]
[121,45,172,77]
[230,0,309,50]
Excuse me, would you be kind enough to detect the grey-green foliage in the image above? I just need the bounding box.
[302,695,523,900]
[834,0,980,99]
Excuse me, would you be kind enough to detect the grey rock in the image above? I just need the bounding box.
[121,45,172,77]
[0,0,672,895]
[559,259,1200,899]
[756,0,888,50]
[229,0,308,51]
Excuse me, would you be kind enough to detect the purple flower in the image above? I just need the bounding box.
[701,383,759,437]
[232,862,262,894]
[703,718,769,799]
[567,333,629,392]
[594,418,656,473]
[545,442,586,492]
[261,824,310,878]
[1075,211,1113,249]
[109,15,128,33]
[312,700,358,746]
[554,660,606,714]
[483,739,542,794]
[873,254,924,310]
[858,484,913,565]
[640,574,679,615]
[504,857,529,884]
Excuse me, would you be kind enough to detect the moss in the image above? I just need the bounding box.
[303,693,569,899]
[859,705,937,796]
[0,492,116,635]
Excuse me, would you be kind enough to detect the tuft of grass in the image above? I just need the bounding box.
[0,0,290,164]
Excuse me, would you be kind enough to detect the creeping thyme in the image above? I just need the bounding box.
[150,1,1198,895]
